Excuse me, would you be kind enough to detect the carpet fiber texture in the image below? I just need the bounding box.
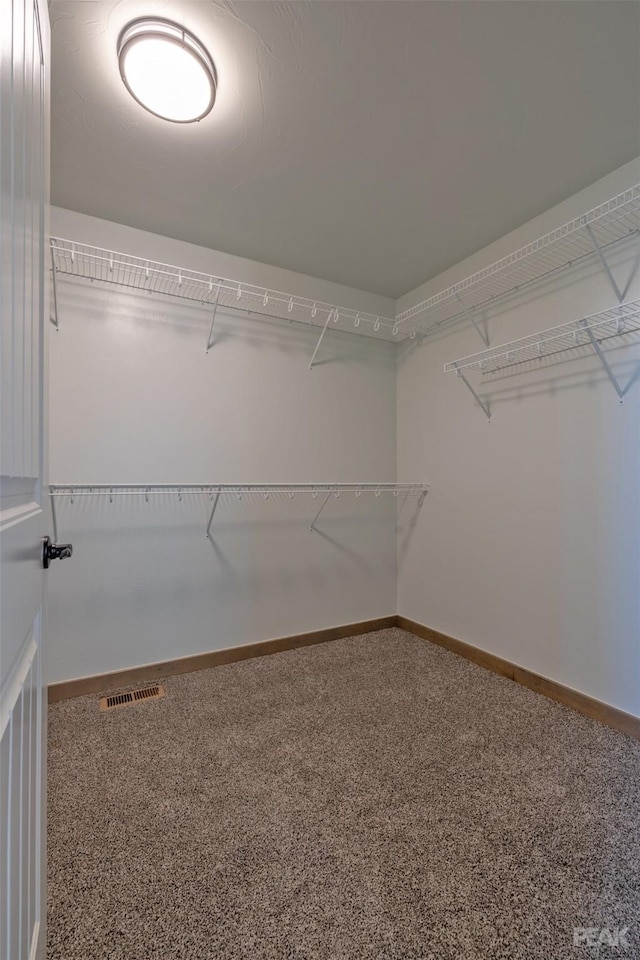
[48,628,640,959]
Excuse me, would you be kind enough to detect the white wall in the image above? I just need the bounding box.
[397,158,640,719]
[47,209,400,683]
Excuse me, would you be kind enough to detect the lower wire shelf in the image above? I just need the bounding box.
[444,299,640,419]
[48,482,429,540]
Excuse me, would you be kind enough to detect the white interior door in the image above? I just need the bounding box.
[1,1,50,958]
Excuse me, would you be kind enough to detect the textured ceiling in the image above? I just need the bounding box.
[50,1,640,299]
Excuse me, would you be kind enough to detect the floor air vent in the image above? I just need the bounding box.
[100,684,165,712]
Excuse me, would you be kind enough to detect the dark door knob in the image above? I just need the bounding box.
[42,536,73,569]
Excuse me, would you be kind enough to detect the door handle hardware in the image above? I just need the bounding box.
[42,536,73,569]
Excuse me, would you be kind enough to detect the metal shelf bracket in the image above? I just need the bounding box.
[455,365,491,422]
[585,224,625,304]
[309,309,334,369]
[455,293,489,347]
[50,246,60,331]
[310,489,334,531]
[579,319,625,401]
[206,489,221,539]
[205,283,222,352]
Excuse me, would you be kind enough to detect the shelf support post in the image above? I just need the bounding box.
[309,310,334,369]
[310,489,333,531]
[50,244,60,330]
[455,293,489,346]
[205,283,222,352]
[206,489,221,539]
[579,319,624,401]
[585,224,624,304]
[455,365,491,421]
[50,493,59,543]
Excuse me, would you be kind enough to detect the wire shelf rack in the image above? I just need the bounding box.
[51,185,640,361]
[49,482,428,498]
[396,185,640,335]
[444,299,640,419]
[50,238,399,344]
[444,299,640,375]
[49,482,429,540]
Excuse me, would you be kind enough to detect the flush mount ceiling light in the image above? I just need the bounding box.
[118,18,216,123]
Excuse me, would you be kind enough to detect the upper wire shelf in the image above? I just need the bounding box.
[50,238,399,344]
[50,184,640,359]
[396,185,640,336]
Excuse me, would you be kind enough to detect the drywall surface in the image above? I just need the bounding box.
[397,158,640,719]
[47,209,398,683]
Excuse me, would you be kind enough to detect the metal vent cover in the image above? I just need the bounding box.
[100,684,165,711]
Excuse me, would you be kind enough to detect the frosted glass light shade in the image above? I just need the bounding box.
[118,19,216,123]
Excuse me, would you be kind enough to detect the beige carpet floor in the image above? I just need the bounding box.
[47,628,640,959]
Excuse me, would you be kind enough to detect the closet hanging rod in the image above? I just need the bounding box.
[396,184,640,338]
[49,238,401,349]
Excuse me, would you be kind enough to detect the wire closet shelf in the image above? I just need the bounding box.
[443,299,640,421]
[444,299,640,376]
[49,238,400,347]
[396,185,640,337]
[51,186,640,355]
[48,483,429,540]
